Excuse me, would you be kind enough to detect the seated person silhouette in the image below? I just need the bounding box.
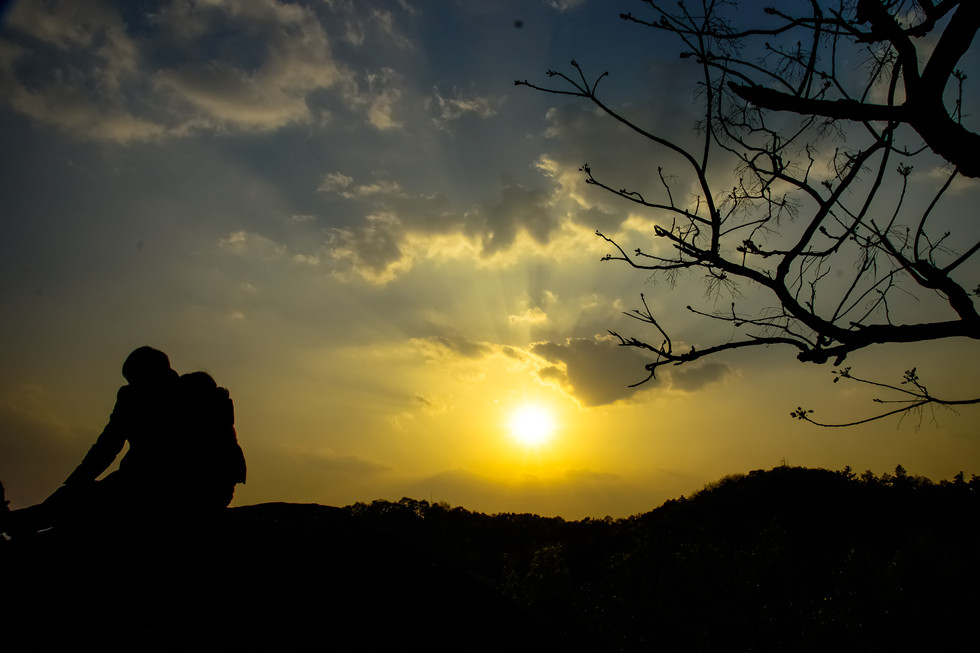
[177,371,247,513]
[1,347,246,538]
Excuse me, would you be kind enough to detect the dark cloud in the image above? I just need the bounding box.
[317,177,462,279]
[298,47,702,283]
[536,365,565,384]
[668,360,732,393]
[532,336,659,406]
[539,81,706,211]
[327,213,404,277]
[413,393,436,409]
[531,335,732,405]
[574,204,623,236]
[500,346,525,360]
[417,335,495,360]
[0,0,421,139]
[319,175,562,279]
[432,86,502,130]
[467,183,558,256]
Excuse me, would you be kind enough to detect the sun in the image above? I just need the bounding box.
[508,404,556,447]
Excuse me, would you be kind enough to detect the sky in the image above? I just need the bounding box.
[1,0,979,519]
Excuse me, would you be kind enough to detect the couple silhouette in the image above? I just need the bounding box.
[2,347,246,538]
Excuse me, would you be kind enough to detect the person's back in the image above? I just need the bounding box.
[178,372,246,513]
[113,383,181,486]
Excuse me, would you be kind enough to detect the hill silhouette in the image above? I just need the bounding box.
[3,465,978,651]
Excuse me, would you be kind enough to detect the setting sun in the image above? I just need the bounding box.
[509,404,556,447]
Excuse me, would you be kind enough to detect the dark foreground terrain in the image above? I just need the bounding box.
[3,465,979,651]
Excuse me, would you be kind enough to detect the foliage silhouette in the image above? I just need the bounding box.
[517,0,980,426]
[5,465,975,651]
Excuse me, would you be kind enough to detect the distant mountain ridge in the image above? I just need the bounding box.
[3,465,978,651]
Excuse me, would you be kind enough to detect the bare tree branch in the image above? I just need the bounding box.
[519,0,980,425]
[792,367,980,427]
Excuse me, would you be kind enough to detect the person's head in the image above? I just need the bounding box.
[122,347,176,387]
[180,371,217,394]
[180,372,220,416]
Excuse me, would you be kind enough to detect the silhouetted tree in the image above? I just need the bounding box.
[518,0,980,426]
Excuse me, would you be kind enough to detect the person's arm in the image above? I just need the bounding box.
[219,390,246,484]
[62,386,131,487]
[231,440,246,484]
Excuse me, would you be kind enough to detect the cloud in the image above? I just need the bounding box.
[509,307,549,325]
[668,360,733,393]
[920,166,980,195]
[536,80,708,206]
[468,183,559,256]
[367,8,414,50]
[432,88,502,129]
[217,149,633,287]
[363,67,403,130]
[153,0,351,133]
[533,155,622,233]
[218,231,288,261]
[323,2,415,49]
[545,0,589,11]
[214,188,468,285]
[530,333,732,406]
[6,0,138,88]
[531,335,658,406]
[412,393,446,414]
[353,180,406,198]
[319,171,560,282]
[0,1,163,142]
[258,163,605,284]
[217,104,653,285]
[326,212,406,282]
[0,0,420,139]
[413,335,496,360]
[318,172,355,196]
[217,229,332,285]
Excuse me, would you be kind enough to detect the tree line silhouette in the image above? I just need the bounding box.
[7,464,969,650]
[345,465,979,651]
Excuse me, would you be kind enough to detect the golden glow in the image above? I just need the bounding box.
[508,404,556,447]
